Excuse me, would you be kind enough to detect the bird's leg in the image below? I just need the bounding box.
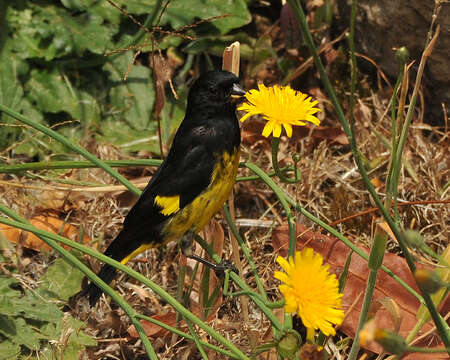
[179,231,238,277]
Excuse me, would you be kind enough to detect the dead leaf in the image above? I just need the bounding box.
[377,221,397,242]
[354,100,373,128]
[127,312,178,338]
[0,215,91,252]
[38,189,67,209]
[292,126,348,146]
[272,223,448,357]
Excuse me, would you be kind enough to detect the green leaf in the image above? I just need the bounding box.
[0,38,28,150]
[0,340,20,360]
[11,292,63,323]
[183,33,270,62]
[25,68,101,124]
[40,316,97,359]
[8,2,116,60]
[97,119,159,153]
[0,315,42,351]
[60,0,123,24]
[38,258,84,302]
[0,277,21,299]
[0,298,21,317]
[114,0,251,34]
[103,51,155,131]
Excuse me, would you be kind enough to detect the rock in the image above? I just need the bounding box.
[337,0,449,122]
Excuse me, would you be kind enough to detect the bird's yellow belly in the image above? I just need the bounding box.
[162,149,240,243]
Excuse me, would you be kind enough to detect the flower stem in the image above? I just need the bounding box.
[271,137,301,184]
[244,162,296,257]
[0,210,249,359]
[348,0,358,139]
[135,314,239,358]
[223,204,268,300]
[0,104,141,196]
[348,271,378,359]
[194,235,284,332]
[286,0,450,347]
[0,205,158,360]
[384,64,405,212]
[348,230,387,360]
[407,346,450,354]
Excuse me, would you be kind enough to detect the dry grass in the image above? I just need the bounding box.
[1,85,448,358]
[1,28,449,360]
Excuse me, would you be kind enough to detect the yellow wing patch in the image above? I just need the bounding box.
[120,243,154,265]
[154,195,180,215]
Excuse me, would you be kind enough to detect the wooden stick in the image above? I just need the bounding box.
[222,41,240,76]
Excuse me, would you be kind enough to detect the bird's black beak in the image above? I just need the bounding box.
[231,83,246,99]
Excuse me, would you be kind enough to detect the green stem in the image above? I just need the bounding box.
[286,0,450,347]
[348,231,387,360]
[229,271,284,332]
[0,159,162,173]
[348,0,358,139]
[348,270,378,360]
[271,137,301,184]
[223,204,267,301]
[0,159,279,183]
[384,66,404,213]
[407,346,450,354]
[406,317,428,345]
[244,163,296,258]
[0,205,158,360]
[284,197,424,303]
[135,314,239,358]
[185,319,209,360]
[194,236,283,332]
[0,213,249,359]
[0,104,141,196]
[243,162,298,330]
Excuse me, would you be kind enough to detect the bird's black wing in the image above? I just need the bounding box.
[87,125,217,306]
[122,123,217,231]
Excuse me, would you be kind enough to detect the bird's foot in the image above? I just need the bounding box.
[187,254,238,278]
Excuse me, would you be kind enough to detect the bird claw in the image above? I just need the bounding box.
[186,253,238,278]
[212,259,239,278]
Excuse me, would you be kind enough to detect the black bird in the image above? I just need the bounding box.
[87,70,245,306]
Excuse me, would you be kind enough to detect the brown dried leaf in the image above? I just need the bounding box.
[272,223,447,357]
[0,215,91,252]
[127,312,178,338]
[294,126,349,145]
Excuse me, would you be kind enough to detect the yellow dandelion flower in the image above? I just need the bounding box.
[237,84,321,138]
[274,248,345,336]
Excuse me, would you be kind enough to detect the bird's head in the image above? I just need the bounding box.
[187,70,246,109]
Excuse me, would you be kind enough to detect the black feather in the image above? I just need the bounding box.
[87,71,243,306]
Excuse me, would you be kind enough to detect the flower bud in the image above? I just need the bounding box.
[404,229,425,250]
[395,46,409,65]
[292,153,301,163]
[277,330,302,359]
[374,329,408,355]
[414,268,443,294]
[359,319,376,347]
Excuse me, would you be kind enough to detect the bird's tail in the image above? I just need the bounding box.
[87,262,118,307]
[87,230,137,307]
